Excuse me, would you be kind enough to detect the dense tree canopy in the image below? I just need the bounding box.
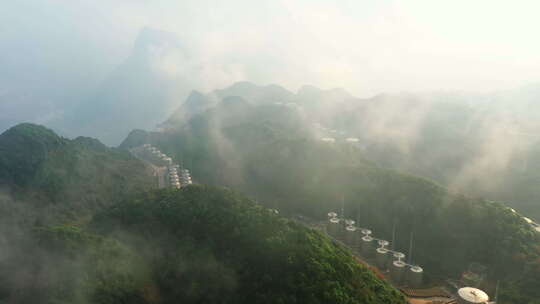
[1,186,407,304]
[121,97,540,303]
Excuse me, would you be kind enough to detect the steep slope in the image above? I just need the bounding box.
[1,186,407,304]
[161,81,296,130]
[121,87,540,303]
[0,123,156,303]
[0,123,154,226]
[320,88,540,223]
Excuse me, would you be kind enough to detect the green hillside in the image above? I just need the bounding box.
[0,123,154,225]
[121,92,540,304]
[0,123,407,304]
[0,186,407,304]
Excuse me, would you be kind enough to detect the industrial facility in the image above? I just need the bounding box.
[325,211,494,304]
[326,211,424,288]
[130,144,193,189]
[457,287,489,304]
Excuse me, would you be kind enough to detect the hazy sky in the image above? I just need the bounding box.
[2,0,540,97]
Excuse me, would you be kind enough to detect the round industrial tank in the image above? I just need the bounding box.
[393,252,405,260]
[390,260,406,284]
[407,266,423,288]
[457,287,489,304]
[360,236,374,257]
[327,217,341,237]
[345,225,358,249]
[360,229,372,236]
[327,212,338,218]
[375,247,389,269]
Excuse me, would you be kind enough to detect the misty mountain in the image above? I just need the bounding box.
[0,123,406,304]
[55,27,193,146]
[319,86,540,222]
[162,82,297,129]
[184,81,540,223]
[0,123,154,225]
[121,85,540,303]
[214,81,295,105]
[0,1,126,135]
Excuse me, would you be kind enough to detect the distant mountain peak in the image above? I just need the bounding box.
[297,84,322,94]
[2,123,64,147]
[185,90,206,102]
[0,123,66,185]
[214,81,294,105]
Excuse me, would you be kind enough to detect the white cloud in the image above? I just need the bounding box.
[3,0,540,98]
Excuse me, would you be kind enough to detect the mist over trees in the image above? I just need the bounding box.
[0,124,406,303]
[2,1,540,304]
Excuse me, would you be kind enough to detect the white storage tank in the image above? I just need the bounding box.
[388,252,405,269]
[360,235,374,257]
[393,252,405,260]
[345,225,358,250]
[457,287,489,304]
[327,217,341,237]
[376,247,389,269]
[345,219,355,226]
[407,265,423,288]
[390,260,406,284]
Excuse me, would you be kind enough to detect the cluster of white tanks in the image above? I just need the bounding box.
[179,168,193,186]
[168,166,181,189]
[320,137,361,143]
[167,165,193,188]
[320,137,336,143]
[142,144,173,167]
[141,144,192,189]
[326,212,423,287]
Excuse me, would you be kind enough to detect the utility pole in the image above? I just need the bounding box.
[408,231,414,264]
[341,195,345,219]
[391,220,396,251]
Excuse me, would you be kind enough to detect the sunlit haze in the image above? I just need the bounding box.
[3,0,540,97]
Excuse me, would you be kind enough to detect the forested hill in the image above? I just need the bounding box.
[0,123,407,303]
[1,185,407,304]
[121,87,540,304]
[0,123,154,225]
[158,81,540,223]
